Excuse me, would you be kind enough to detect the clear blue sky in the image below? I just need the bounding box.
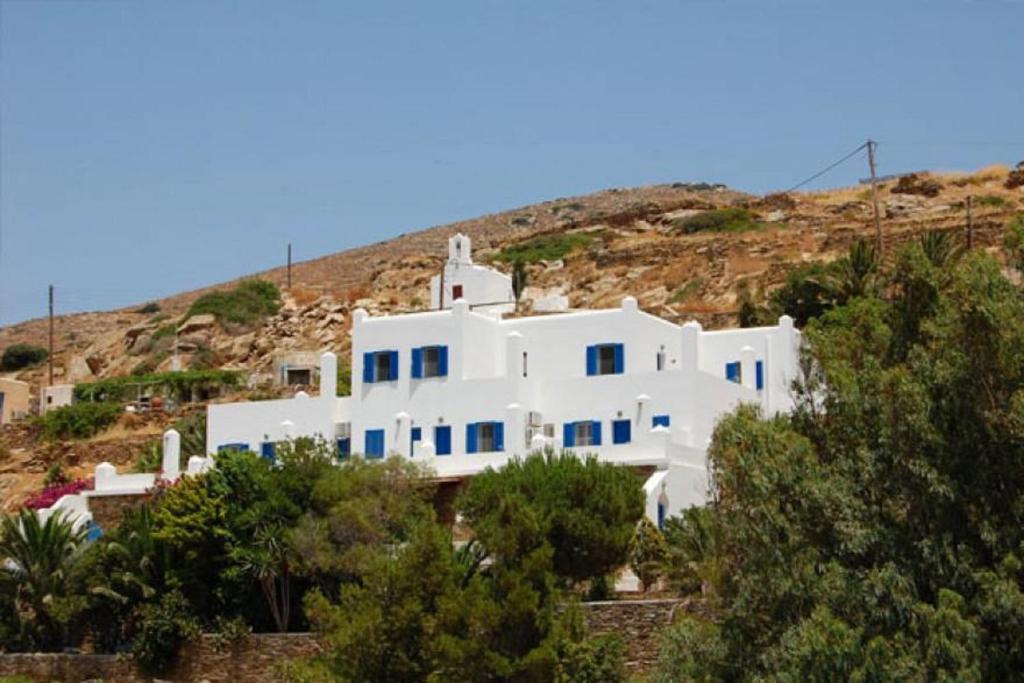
[1,0,1021,326]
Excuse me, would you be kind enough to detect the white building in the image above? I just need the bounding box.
[208,235,801,524]
[429,233,515,314]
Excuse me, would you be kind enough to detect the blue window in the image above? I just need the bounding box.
[657,502,666,530]
[756,360,764,391]
[652,415,670,428]
[586,343,624,376]
[337,437,351,460]
[217,442,249,453]
[612,419,632,445]
[466,421,504,453]
[725,361,741,384]
[412,346,449,379]
[434,425,452,456]
[563,421,602,447]
[411,427,422,454]
[260,441,276,462]
[364,429,385,459]
[362,350,399,384]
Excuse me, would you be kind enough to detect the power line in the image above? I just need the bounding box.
[785,142,868,193]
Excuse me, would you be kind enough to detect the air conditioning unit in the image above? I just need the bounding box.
[527,411,543,427]
[336,422,351,439]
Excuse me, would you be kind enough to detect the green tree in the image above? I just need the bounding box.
[628,517,669,592]
[0,344,47,372]
[458,450,644,587]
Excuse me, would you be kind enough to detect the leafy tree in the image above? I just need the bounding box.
[653,248,1024,681]
[0,509,86,650]
[0,344,47,372]
[512,259,529,303]
[458,450,644,587]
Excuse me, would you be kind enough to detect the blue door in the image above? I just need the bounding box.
[411,427,422,455]
[434,425,452,455]
[612,419,631,444]
[365,429,385,459]
[337,437,351,460]
[260,441,276,462]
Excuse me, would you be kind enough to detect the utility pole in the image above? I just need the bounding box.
[287,243,292,290]
[965,195,974,250]
[48,285,54,386]
[867,139,883,257]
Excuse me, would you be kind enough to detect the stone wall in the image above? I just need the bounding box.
[87,492,151,530]
[582,598,685,673]
[0,599,685,681]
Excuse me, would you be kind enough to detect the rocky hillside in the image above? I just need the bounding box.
[1,162,1021,508]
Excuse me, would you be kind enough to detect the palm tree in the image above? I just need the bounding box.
[919,229,963,270]
[826,239,880,303]
[0,508,86,649]
[232,523,293,632]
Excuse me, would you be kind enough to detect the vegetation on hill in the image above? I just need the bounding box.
[0,344,47,372]
[670,207,763,234]
[651,241,1024,681]
[493,231,598,263]
[187,279,281,326]
[36,401,122,440]
[74,369,243,403]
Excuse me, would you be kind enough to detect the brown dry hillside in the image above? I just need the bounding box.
[1,163,1022,509]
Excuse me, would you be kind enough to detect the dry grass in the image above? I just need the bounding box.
[289,286,321,307]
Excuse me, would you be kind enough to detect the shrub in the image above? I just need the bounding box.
[135,302,160,314]
[494,232,596,263]
[671,207,762,234]
[555,632,627,683]
[629,517,669,592]
[23,477,94,509]
[976,194,1008,208]
[1004,213,1024,270]
[74,369,243,403]
[0,344,48,371]
[37,402,121,440]
[187,279,281,326]
[131,589,200,675]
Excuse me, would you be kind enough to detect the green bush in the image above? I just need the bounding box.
[188,279,281,326]
[671,207,762,234]
[1004,213,1024,271]
[135,302,161,314]
[629,517,669,592]
[0,343,48,371]
[74,369,243,403]
[976,194,1008,208]
[494,232,596,263]
[37,402,121,440]
[131,589,200,675]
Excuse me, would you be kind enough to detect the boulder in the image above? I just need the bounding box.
[177,314,216,336]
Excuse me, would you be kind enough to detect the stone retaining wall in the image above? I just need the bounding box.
[87,492,151,530]
[0,599,685,681]
[582,598,684,673]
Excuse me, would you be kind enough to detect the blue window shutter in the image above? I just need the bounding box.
[613,419,631,444]
[389,350,399,380]
[435,426,451,455]
[494,422,504,451]
[657,502,666,529]
[438,346,449,377]
[466,423,478,454]
[260,441,276,462]
[363,352,374,384]
[756,360,764,390]
[563,422,575,447]
[411,348,423,378]
[653,415,671,428]
[410,427,421,455]
[726,361,741,384]
[365,429,384,459]
[592,420,602,446]
[614,344,625,374]
[586,346,597,376]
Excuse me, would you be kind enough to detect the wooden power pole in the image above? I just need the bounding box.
[965,195,974,250]
[867,139,883,257]
[48,285,54,386]
[287,243,292,290]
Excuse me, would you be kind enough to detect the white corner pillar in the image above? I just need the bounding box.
[740,345,756,390]
[94,462,116,492]
[395,412,411,458]
[680,320,702,373]
[505,403,525,457]
[161,429,181,481]
[320,352,337,399]
[451,299,469,382]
